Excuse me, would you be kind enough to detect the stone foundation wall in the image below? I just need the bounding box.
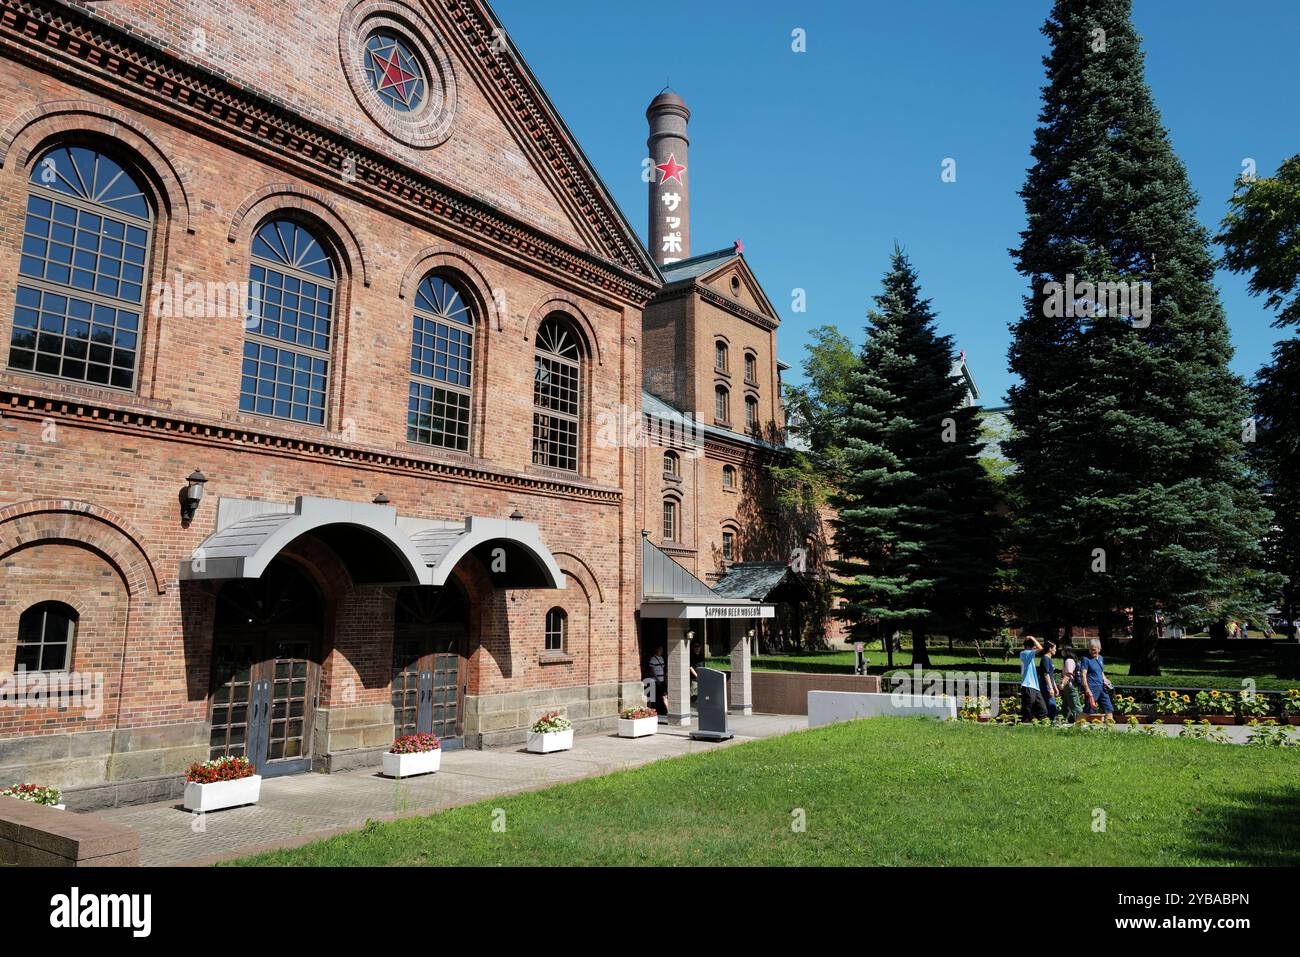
[313,703,395,773]
[0,722,208,811]
[465,680,644,748]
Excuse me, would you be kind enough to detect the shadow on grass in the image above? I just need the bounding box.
[1189,784,1300,866]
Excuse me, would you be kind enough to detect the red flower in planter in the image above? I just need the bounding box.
[186,756,256,784]
[389,733,441,754]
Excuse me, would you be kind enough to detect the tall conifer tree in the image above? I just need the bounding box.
[831,249,999,667]
[1007,0,1272,672]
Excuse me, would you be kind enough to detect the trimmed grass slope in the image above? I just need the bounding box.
[230,719,1299,867]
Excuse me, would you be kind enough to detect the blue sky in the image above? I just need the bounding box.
[493,0,1300,404]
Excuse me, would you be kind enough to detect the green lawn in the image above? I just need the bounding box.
[228,718,1299,867]
[709,644,1297,691]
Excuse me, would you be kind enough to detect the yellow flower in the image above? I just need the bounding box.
[1210,690,1220,698]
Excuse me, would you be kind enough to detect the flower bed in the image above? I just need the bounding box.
[184,756,260,813]
[2,783,64,809]
[383,733,442,778]
[618,707,658,738]
[527,711,574,753]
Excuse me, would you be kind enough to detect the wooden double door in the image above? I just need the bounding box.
[391,586,468,748]
[209,561,323,777]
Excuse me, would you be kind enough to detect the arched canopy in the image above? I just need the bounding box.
[183,496,429,586]
[408,517,565,590]
[182,498,565,591]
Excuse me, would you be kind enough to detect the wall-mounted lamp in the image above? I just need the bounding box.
[510,509,524,521]
[180,469,208,523]
[373,492,390,505]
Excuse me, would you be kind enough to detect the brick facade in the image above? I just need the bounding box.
[0,0,658,805]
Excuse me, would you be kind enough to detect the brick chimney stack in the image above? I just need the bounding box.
[646,89,690,267]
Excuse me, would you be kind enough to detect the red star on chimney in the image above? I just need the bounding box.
[655,153,687,186]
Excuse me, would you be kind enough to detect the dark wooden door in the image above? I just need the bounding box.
[210,562,323,776]
[394,586,467,748]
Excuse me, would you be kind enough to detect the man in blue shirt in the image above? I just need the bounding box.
[1019,636,1048,720]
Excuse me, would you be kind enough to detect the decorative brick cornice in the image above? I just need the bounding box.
[0,383,624,506]
[696,284,779,331]
[0,0,660,305]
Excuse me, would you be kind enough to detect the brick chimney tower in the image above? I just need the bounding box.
[647,89,690,266]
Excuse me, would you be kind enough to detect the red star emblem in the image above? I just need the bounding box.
[656,153,687,186]
[370,46,419,107]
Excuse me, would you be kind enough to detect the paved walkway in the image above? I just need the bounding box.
[91,713,804,866]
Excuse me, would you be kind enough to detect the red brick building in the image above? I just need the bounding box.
[0,0,664,807]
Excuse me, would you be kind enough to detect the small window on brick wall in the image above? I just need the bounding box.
[545,607,567,653]
[16,601,77,672]
[722,530,736,563]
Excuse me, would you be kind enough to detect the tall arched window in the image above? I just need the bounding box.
[8,146,153,390]
[744,351,758,384]
[545,607,567,653]
[663,496,679,542]
[16,601,78,672]
[407,274,475,451]
[745,395,759,434]
[241,218,335,425]
[722,528,737,563]
[722,464,737,489]
[663,450,679,476]
[714,340,728,372]
[533,315,582,472]
[714,385,730,424]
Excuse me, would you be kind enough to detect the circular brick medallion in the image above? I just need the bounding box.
[340,0,457,148]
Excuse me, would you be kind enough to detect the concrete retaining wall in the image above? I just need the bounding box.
[808,690,957,727]
[0,799,139,866]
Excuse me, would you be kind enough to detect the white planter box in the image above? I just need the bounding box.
[183,774,262,813]
[382,748,441,778]
[618,716,658,738]
[526,728,574,753]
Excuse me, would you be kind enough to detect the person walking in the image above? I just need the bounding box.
[1019,636,1048,720]
[1057,646,1083,721]
[1079,638,1114,717]
[648,644,668,716]
[1038,640,1059,720]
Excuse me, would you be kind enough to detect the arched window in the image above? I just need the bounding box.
[714,340,728,372]
[663,496,679,542]
[241,218,336,425]
[545,607,567,653]
[722,529,737,563]
[745,395,759,434]
[722,464,737,489]
[8,145,153,390]
[714,385,729,424]
[407,274,475,451]
[663,450,679,476]
[533,314,582,472]
[744,352,758,385]
[16,601,77,672]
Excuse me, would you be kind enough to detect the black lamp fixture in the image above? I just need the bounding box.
[510,509,524,521]
[180,469,208,523]
[373,492,390,505]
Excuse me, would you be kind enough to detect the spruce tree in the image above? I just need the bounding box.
[1219,156,1300,635]
[830,248,999,667]
[1007,0,1273,673]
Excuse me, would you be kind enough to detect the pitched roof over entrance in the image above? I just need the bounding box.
[182,497,564,589]
[713,562,814,604]
[640,535,773,620]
